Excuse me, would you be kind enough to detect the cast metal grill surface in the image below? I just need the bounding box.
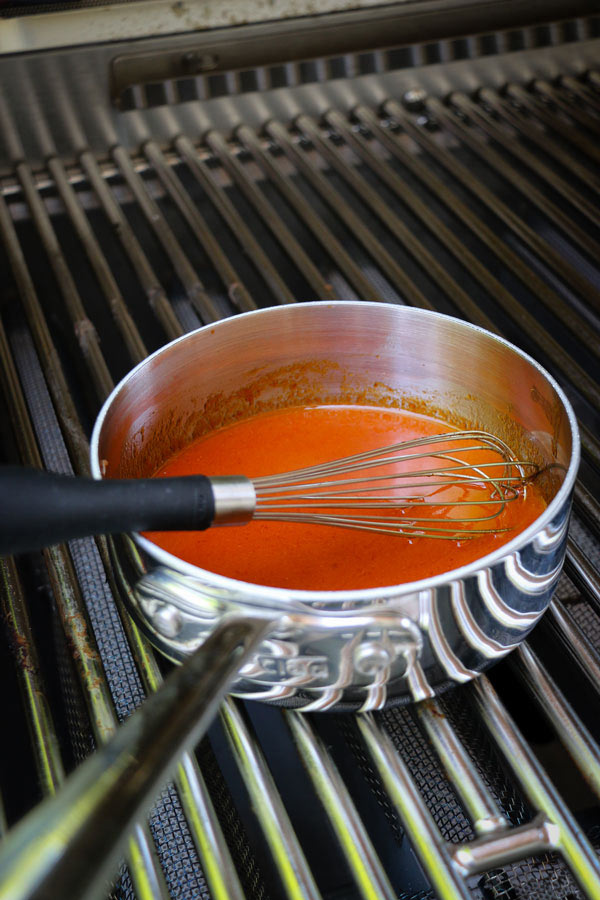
[1,37,600,900]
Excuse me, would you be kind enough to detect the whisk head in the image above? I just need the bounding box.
[251,430,540,539]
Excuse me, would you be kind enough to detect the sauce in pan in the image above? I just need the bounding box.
[145,405,547,591]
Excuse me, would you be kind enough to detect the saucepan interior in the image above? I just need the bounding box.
[91,303,578,708]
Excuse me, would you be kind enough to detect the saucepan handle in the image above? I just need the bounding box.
[0,614,272,900]
[0,466,216,556]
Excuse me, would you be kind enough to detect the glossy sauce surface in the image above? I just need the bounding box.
[146,405,547,591]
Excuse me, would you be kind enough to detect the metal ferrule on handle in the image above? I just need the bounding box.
[209,476,257,524]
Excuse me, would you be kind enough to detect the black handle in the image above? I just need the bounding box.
[0,467,216,556]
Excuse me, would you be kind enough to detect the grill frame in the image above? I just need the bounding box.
[1,22,600,900]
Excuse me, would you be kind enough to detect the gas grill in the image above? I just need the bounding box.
[2,2,600,898]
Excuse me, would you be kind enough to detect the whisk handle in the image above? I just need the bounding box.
[0,466,217,556]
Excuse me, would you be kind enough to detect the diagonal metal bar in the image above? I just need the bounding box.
[286,711,396,900]
[472,675,600,896]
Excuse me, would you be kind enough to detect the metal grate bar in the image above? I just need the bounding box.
[479,85,600,196]
[0,551,65,796]
[561,73,600,113]
[16,160,127,395]
[547,599,600,690]
[296,113,493,328]
[382,98,600,426]
[564,539,600,615]
[112,144,221,323]
[265,118,435,310]
[424,95,600,313]
[415,700,507,837]
[236,124,382,303]
[0,191,90,472]
[175,134,298,307]
[205,130,336,302]
[328,105,597,348]
[533,78,600,135]
[472,676,600,894]
[47,154,149,366]
[354,100,599,329]
[219,699,321,900]
[142,140,257,315]
[285,711,397,900]
[448,91,600,242]
[505,82,600,164]
[358,713,471,900]
[514,643,600,800]
[79,150,184,343]
[0,321,64,800]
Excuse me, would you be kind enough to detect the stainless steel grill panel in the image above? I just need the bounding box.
[1,47,600,899]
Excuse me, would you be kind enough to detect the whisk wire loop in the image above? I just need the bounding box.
[250,430,540,540]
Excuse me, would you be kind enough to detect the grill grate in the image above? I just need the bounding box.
[1,63,600,900]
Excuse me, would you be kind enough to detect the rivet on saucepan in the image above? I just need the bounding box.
[152,604,183,638]
[354,642,392,676]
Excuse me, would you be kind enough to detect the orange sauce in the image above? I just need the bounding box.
[145,405,547,591]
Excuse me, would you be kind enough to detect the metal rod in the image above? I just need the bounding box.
[416,699,507,836]
[237,124,384,302]
[533,79,600,136]
[514,644,600,800]
[573,480,600,540]
[382,98,600,413]
[561,74,600,114]
[205,130,336,302]
[450,91,600,244]
[175,134,298,306]
[0,193,92,474]
[564,538,600,618]
[47,155,148,366]
[333,106,599,350]
[286,712,397,900]
[220,698,322,900]
[79,150,184,343]
[297,113,492,324]
[0,555,65,797]
[424,96,600,315]
[357,713,471,900]
[505,83,600,165]
[547,599,600,690]
[112,144,220,323]
[478,87,600,199]
[0,618,268,900]
[265,118,435,311]
[14,162,118,397]
[143,139,257,315]
[472,675,600,895]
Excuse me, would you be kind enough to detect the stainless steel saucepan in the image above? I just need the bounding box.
[0,302,579,900]
[91,302,579,713]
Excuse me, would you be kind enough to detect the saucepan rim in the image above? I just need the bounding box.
[90,301,580,608]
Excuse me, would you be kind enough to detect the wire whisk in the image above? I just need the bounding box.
[250,430,540,539]
[0,430,543,556]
